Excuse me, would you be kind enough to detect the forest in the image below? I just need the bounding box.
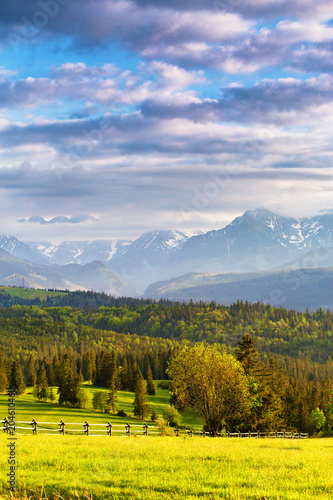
[0,294,333,435]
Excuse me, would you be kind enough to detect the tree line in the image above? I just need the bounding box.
[0,300,333,435]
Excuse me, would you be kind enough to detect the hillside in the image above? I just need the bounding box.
[144,267,333,311]
[0,248,134,297]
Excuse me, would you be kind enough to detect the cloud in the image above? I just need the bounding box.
[17,215,97,225]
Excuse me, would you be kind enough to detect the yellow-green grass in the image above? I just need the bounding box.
[0,384,203,432]
[0,435,332,499]
[0,286,67,300]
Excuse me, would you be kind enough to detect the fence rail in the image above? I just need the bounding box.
[2,417,308,439]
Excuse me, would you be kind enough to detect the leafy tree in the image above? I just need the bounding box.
[133,369,150,419]
[10,358,26,395]
[167,343,250,436]
[146,363,156,396]
[77,389,89,409]
[311,407,326,431]
[92,391,108,412]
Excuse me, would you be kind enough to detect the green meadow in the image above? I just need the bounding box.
[0,384,195,431]
[0,286,67,301]
[1,387,332,499]
[0,435,332,499]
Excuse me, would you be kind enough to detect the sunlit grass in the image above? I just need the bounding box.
[0,436,332,499]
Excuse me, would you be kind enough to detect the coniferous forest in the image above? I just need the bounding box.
[0,292,333,435]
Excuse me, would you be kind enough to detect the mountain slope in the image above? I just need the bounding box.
[6,208,333,293]
[165,209,333,277]
[28,240,131,265]
[0,234,49,265]
[144,267,333,311]
[0,248,133,296]
[107,230,192,291]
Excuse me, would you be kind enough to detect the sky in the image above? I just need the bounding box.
[1,0,333,243]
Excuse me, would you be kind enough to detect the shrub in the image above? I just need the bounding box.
[158,381,171,390]
[151,408,158,421]
[117,409,128,417]
[163,405,182,427]
[155,416,173,436]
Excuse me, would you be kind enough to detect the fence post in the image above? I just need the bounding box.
[201,429,206,438]
[3,417,9,434]
[125,423,131,437]
[59,420,65,435]
[142,423,148,436]
[32,419,38,435]
[84,421,89,436]
[174,427,179,437]
[187,428,193,437]
[107,422,112,436]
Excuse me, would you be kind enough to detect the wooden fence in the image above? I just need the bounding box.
[2,418,308,438]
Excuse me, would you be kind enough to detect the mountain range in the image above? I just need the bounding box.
[1,208,333,309]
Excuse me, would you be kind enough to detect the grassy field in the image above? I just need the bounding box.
[0,435,332,499]
[1,388,332,499]
[0,384,204,433]
[0,286,67,301]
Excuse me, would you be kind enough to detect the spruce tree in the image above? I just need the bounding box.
[36,365,49,401]
[106,356,120,413]
[10,358,26,395]
[26,354,37,386]
[146,363,156,396]
[57,356,82,407]
[133,369,150,419]
[0,348,8,393]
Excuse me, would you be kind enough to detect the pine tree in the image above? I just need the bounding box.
[133,369,150,419]
[35,365,49,401]
[26,354,37,386]
[0,348,8,393]
[10,358,26,395]
[49,387,56,403]
[236,333,260,375]
[57,356,82,407]
[146,363,156,396]
[106,355,120,413]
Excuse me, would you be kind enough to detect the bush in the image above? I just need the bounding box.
[163,405,182,427]
[117,409,128,417]
[155,417,173,436]
[157,381,171,390]
[151,408,158,421]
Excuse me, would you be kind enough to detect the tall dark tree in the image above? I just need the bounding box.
[133,368,150,419]
[0,348,8,393]
[10,358,26,395]
[35,365,49,401]
[57,356,82,407]
[26,354,37,387]
[146,363,156,396]
[106,355,120,413]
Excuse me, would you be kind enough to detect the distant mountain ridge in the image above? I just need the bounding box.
[144,267,333,312]
[2,208,333,295]
[0,248,134,297]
